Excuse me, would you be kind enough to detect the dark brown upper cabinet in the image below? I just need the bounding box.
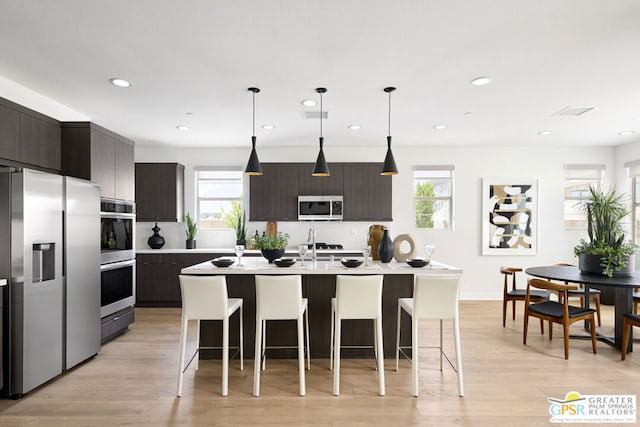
[249,162,392,222]
[0,96,61,173]
[61,122,135,201]
[249,163,299,221]
[135,163,185,222]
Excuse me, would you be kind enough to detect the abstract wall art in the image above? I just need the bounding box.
[482,178,537,255]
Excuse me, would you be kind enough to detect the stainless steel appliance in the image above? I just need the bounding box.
[298,195,343,221]
[0,168,100,397]
[99,199,135,343]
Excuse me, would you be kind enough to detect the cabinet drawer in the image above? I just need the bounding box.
[101,306,135,344]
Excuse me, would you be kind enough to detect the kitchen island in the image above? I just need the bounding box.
[181,258,462,359]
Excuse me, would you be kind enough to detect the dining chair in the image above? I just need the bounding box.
[395,273,464,397]
[523,278,596,359]
[177,275,243,397]
[621,313,640,360]
[330,274,385,396]
[501,266,549,332]
[253,275,309,397]
[553,263,602,326]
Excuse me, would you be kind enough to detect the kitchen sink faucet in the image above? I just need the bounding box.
[308,227,317,262]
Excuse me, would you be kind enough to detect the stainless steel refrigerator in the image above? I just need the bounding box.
[0,167,100,397]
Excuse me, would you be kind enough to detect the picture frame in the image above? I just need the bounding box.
[481,178,537,255]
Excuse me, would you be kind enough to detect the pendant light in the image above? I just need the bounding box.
[312,87,330,176]
[381,86,399,175]
[244,87,263,175]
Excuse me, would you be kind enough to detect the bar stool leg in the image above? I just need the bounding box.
[195,319,200,371]
[222,316,229,396]
[297,315,306,396]
[239,305,244,371]
[329,302,335,370]
[453,315,464,397]
[253,317,262,397]
[395,302,402,371]
[376,317,385,396]
[305,307,311,371]
[262,319,267,371]
[412,317,419,397]
[177,315,188,397]
[333,317,341,396]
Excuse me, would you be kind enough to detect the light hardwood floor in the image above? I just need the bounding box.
[0,302,638,426]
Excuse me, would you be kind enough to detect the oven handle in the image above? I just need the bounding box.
[100,212,136,220]
[100,258,136,272]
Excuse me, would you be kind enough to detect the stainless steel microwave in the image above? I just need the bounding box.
[298,195,343,221]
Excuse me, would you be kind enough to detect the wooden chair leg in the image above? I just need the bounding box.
[563,323,570,360]
[549,322,553,340]
[523,312,529,345]
[594,295,602,327]
[589,317,597,354]
[502,298,508,327]
[540,318,544,334]
[621,318,631,361]
[512,300,516,320]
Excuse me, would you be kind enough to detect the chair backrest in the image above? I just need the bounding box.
[335,275,383,319]
[500,266,522,291]
[255,275,303,320]
[527,278,577,292]
[413,273,462,320]
[179,275,229,320]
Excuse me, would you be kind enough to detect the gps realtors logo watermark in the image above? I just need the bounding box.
[548,391,636,423]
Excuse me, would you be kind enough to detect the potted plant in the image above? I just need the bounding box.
[254,232,290,263]
[224,202,247,246]
[185,213,198,249]
[573,186,637,277]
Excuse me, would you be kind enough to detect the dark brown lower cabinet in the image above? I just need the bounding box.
[136,253,218,306]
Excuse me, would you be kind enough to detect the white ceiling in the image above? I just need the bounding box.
[0,0,639,149]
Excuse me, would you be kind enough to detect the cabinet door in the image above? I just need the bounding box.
[115,140,135,201]
[366,163,393,220]
[249,165,276,221]
[135,163,184,221]
[297,163,344,195]
[343,163,392,221]
[90,129,116,199]
[273,163,299,221]
[0,103,19,161]
[18,113,61,171]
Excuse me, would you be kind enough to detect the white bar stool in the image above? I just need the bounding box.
[330,274,385,396]
[253,275,310,397]
[395,273,464,397]
[177,275,243,397]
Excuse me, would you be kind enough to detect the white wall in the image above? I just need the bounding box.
[136,144,616,299]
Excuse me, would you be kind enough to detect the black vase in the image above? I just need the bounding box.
[147,222,165,249]
[377,229,394,263]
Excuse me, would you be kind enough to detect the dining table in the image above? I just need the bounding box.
[525,265,638,351]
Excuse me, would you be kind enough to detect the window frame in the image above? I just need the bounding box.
[563,164,605,230]
[412,165,455,230]
[195,167,244,231]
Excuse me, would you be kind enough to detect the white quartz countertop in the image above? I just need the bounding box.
[137,248,362,254]
[180,258,461,275]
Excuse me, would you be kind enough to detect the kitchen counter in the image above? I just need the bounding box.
[180,258,461,360]
[137,248,362,255]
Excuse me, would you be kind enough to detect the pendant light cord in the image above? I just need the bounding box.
[320,91,323,138]
[252,90,256,138]
[388,90,392,137]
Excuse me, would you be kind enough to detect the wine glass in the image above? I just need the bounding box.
[424,245,435,262]
[298,244,308,266]
[235,244,245,266]
[362,245,371,266]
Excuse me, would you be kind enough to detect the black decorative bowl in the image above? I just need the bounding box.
[407,258,429,268]
[274,257,296,267]
[211,257,235,267]
[341,258,363,268]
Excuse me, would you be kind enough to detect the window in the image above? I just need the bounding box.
[563,164,604,229]
[195,168,243,230]
[413,166,454,229]
[627,160,640,244]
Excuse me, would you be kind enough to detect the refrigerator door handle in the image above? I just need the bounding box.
[62,210,66,278]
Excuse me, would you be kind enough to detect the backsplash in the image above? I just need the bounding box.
[135,221,397,251]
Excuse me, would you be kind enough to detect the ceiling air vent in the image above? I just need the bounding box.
[303,111,329,119]
[554,106,595,116]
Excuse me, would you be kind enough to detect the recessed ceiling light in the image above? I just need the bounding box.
[262,125,275,130]
[538,130,552,136]
[464,111,473,116]
[348,124,361,130]
[176,125,190,131]
[185,112,192,115]
[301,99,317,107]
[619,130,635,136]
[433,124,447,130]
[109,78,131,88]
[470,76,491,86]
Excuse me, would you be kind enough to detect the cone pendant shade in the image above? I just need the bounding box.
[245,136,263,175]
[312,137,330,176]
[381,136,398,175]
[244,87,263,175]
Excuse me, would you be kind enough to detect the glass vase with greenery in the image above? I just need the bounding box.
[573,186,637,277]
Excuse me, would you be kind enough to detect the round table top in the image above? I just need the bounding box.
[525,265,640,288]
